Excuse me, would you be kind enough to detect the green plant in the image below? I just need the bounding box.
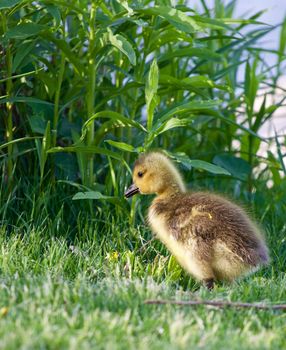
[0,0,285,216]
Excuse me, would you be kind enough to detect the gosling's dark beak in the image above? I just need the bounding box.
[125,184,140,198]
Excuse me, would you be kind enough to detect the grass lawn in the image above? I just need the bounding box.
[0,216,285,350]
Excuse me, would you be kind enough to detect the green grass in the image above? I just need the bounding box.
[1,0,286,348]
[0,208,285,350]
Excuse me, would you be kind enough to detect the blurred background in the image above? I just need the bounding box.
[233,0,286,137]
[193,0,286,137]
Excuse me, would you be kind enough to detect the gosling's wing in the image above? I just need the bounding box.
[168,204,216,243]
[168,196,268,267]
[165,204,217,265]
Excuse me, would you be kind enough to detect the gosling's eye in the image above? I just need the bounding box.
[138,171,144,178]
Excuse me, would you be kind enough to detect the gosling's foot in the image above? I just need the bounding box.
[203,278,214,290]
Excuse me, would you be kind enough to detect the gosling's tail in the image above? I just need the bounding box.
[258,243,270,265]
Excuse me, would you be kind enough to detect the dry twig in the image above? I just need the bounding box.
[144,299,286,310]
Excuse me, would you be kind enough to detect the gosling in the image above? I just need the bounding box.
[125,151,269,289]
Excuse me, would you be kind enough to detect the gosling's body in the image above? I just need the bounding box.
[149,192,268,283]
[125,152,269,288]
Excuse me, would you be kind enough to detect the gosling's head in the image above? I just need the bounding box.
[125,152,186,198]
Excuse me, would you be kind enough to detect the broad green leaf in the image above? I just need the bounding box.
[105,140,143,153]
[72,191,127,211]
[191,16,265,29]
[190,15,231,30]
[146,59,159,106]
[155,118,191,135]
[159,74,230,92]
[6,23,46,39]
[73,191,114,200]
[145,118,192,146]
[107,28,136,65]
[153,100,221,128]
[219,18,267,25]
[183,76,224,89]
[12,42,35,72]
[213,154,251,180]
[159,47,222,63]
[244,58,260,120]
[149,28,193,51]
[136,6,202,33]
[158,74,208,98]
[48,145,122,160]
[0,96,54,106]
[146,59,159,131]
[168,152,231,175]
[197,34,241,42]
[28,113,47,135]
[185,159,231,175]
[45,4,61,26]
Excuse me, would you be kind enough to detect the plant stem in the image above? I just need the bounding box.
[2,14,13,183]
[86,2,97,188]
[52,20,66,147]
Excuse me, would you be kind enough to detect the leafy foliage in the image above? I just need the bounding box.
[0,0,285,218]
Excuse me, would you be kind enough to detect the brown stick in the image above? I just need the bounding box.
[144,299,286,310]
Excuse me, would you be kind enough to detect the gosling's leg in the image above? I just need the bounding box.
[203,278,214,290]
[187,254,215,290]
